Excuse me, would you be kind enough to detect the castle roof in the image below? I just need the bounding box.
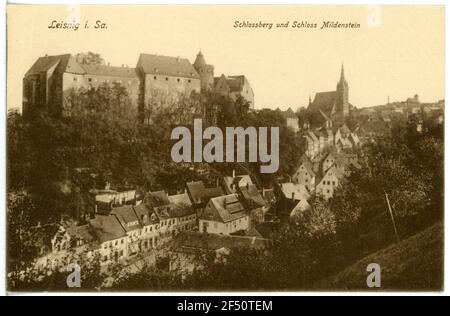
[81,64,139,78]
[25,54,85,77]
[137,53,200,79]
[214,75,250,93]
[193,50,206,67]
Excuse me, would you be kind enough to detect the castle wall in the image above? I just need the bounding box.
[142,73,201,110]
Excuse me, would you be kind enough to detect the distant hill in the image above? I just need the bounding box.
[318,222,443,291]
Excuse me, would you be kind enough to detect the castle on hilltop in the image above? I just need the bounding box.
[22,51,254,119]
[308,64,351,118]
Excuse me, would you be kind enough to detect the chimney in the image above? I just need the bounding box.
[291,192,295,201]
[232,169,235,178]
[246,182,249,189]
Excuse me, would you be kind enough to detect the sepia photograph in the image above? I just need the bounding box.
[4,4,445,295]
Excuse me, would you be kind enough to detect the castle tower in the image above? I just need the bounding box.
[335,64,349,117]
[193,50,214,91]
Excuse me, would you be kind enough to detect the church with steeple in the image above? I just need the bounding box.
[307,64,351,118]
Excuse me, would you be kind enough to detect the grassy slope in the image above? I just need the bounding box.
[319,222,443,291]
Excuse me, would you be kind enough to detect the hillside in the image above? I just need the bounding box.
[318,222,443,291]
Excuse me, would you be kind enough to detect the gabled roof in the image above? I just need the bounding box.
[111,205,142,232]
[65,223,96,244]
[290,199,312,218]
[144,190,170,207]
[307,131,319,142]
[133,203,159,225]
[186,181,206,204]
[137,53,199,79]
[186,181,225,205]
[25,54,86,77]
[168,192,193,208]
[223,175,253,193]
[227,75,248,93]
[308,91,336,114]
[168,192,196,218]
[339,123,351,135]
[201,194,247,223]
[238,184,266,209]
[281,107,298,119]
[89,215,126,243]
[280,182,310,201]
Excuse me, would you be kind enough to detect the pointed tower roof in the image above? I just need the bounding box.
[339,63,345,82]
[194,50,206,67]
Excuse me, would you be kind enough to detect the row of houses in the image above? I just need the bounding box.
[45,172,272,268]
[302,116,361,159]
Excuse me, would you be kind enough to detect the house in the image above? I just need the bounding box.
[214,74,254,108]
[275,182,311,222]
[168,191,197,233]
[237,184,268,224]
[315,166,342,200]
[280,108,299,133]
[304,131,320,158]
[292,154,316,191]
[199,194,250,235]
[110,205,143,258]
[92,189,141,215]
[222,171,253,194]
[51,221,96,255]
[89,215,128,265]
[289,199,312,222]
[132,203,160,252]
[186,180,226,215]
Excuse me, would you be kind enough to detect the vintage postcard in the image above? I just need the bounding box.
[5,4,444,294]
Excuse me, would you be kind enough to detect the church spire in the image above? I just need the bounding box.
[340,63,345,82]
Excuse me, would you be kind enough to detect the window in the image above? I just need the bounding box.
[88,78,92,82]
[121,239,124,244]
[154,76,157,80]
[115,241,118,246]
[73,77,78,82]
[177,78,180,83]
[327,181,330,185]
[165,77,169,81]
[188,79,191,83]
[327,189,330,193]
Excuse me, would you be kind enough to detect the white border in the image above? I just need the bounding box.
[0,0,448,297]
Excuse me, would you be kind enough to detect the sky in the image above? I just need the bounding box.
[7,5,445,111]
